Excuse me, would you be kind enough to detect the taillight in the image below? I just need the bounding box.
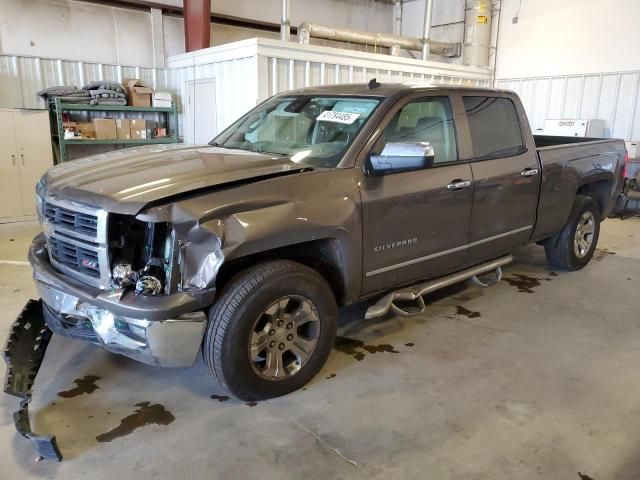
[623,151,629,179]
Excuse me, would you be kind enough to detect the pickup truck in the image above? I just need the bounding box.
[4,83,626,458]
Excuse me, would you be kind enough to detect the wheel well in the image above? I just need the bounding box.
[215,239,347,306]
[577,180,611,218]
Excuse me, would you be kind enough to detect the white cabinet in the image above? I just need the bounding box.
[0,109,53,221]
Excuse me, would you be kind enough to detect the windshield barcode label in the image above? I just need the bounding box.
[317,111,361,125]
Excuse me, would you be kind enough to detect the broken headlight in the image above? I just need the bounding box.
[108,216,177,296]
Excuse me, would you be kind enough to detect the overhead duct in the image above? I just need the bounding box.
[463,0,493,67]
[298,22,461,58]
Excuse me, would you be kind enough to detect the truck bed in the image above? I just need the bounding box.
[531,135,626,242]
[533,134,607,148]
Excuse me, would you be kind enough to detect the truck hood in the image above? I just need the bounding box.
[44,144,310,215]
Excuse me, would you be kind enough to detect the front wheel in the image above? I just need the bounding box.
[544,195,601,271]
[203,260,337,401]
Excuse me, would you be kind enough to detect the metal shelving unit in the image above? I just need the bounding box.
[50,98,180,163]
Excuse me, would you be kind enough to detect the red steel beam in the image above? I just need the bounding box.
[184,0,211,52]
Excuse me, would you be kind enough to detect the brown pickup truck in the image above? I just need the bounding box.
[4,82,626,460]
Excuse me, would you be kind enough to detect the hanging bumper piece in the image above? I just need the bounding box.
[365,255,512,319]
[3,299,62,462]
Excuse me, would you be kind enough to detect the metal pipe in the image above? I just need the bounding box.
[393,0,403,37]
[365,255,512,319]
[463,0,493,67]
[281,0,291,41]
[421,0,434,60]
[298,22,461,58]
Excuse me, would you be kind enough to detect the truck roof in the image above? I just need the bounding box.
[283,82,513,98]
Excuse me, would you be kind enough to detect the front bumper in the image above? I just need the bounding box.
[29,234,213,367]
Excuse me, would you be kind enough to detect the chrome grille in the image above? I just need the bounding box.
[48,236,100,278]
[43,202,98,237]
[43,197,109,289]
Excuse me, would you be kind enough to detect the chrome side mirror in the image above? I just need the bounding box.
[367,142,435,175]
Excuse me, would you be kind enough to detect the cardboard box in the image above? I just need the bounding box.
[92,118,117,140]
[130,119,147,139]
[115,119,132,139]
[76,122,95,139]
[152,91,172,108]
[124,79,153,107]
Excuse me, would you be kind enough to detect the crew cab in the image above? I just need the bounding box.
[5,83,626,454]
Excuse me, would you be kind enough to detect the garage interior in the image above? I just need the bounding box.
[1,0,640,478]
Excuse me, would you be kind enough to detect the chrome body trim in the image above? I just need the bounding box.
[365,225,531,277]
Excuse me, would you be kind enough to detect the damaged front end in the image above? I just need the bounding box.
[3,299,62,462]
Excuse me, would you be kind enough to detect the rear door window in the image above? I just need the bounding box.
[463,96,525,160]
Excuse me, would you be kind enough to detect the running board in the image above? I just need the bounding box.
[365,255,512,319]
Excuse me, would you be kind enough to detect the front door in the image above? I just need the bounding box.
[461,95,540,261]
[359,95,473,295]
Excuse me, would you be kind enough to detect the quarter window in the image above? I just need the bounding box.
[463,96,525,160]
[380,97,458,164]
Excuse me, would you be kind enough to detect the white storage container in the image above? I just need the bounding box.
[541,119,607,138]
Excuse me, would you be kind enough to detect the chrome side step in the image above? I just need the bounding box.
[365,255,512,319]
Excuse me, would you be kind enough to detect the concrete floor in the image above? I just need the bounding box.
[0,219,639,480]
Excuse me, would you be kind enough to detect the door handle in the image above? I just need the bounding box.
[10,154,16,166]
[20,154,24,166]
[446,179,472,190]
[521,167,539,177]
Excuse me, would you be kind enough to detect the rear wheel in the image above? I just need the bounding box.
[203,260,337,401]
[544,195,600,271]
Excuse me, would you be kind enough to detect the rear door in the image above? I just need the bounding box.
[359,93,474,295]
[459,94,540,262]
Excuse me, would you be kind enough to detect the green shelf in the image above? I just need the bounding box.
[50,98,180,163]
[57,103,175,113]
[62,137,180,145]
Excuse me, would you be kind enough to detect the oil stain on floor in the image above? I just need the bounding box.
[96,402,175,443]
[334,336,399,361]
[455,306,481,318]
[210,395,230,402]
[502,273,543,293]
[58,375,101,398]
[594,248,616,260]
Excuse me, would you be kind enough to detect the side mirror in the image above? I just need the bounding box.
[366,142,435,176]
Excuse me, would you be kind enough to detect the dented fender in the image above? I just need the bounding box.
[137,169,363,303]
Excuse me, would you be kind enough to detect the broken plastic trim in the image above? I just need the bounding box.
[3,299,62,462]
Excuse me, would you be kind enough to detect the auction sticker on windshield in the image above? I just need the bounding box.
[317,110,361,125]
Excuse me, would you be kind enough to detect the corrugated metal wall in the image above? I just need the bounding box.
[2,47,493,141]
[0,54,175,110]
[265,58,491,96]
[497,71,640,141]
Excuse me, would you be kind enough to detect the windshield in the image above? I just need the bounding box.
[211,95,381,168]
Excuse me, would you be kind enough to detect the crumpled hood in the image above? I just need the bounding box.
[44,144,308,214]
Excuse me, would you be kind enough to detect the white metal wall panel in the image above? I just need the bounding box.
[498,70,640,141]
[0,54,173,110]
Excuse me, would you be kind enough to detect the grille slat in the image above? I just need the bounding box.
[43,200,106,287]
[44,202,98,237]
[48,236,101,278]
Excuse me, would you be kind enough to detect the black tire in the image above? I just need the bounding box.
[203,260,337,401]
[544,195,601,271]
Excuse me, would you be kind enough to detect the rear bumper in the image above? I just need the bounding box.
[29,234,212,367]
